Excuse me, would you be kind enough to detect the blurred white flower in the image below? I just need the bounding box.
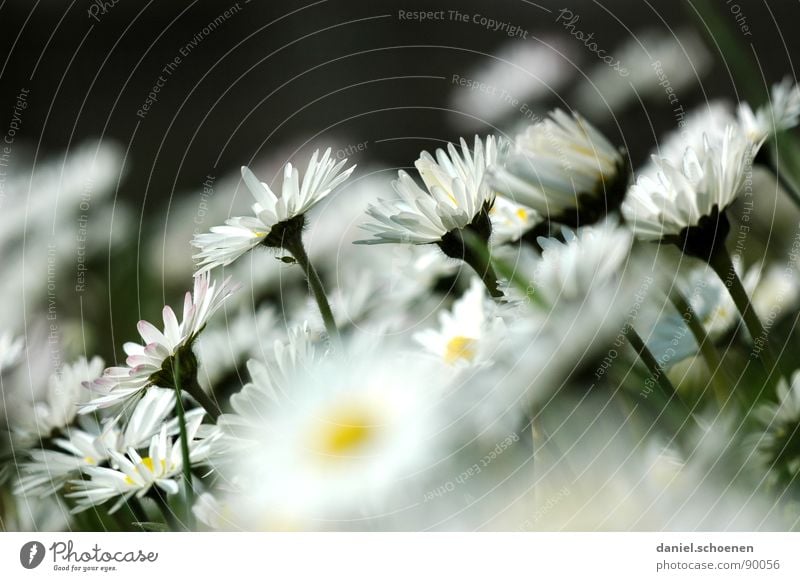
[13,356,104,443]
[489,195,540,244]
[524,397,781,530]
[738,78,800,142]
[208,343,453,528]
[414,277,504,368]
[449,38,574,129]
[489,110,626,223]
[0,332,24,373]
[192,149,355,273]
[533,219,633,306]
[574,28,711,117]
[81,272,238,412]
[357,136,499,245]
[753,370,800,488]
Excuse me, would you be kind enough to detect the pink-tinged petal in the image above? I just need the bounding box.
[162,306,181,347]
[137,320,168,347]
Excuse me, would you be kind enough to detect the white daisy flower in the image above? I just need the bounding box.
[414,277,504,368]
[357,136,500,246]
[754,370,800,485]
[13,357,105,442]
[66,415,216,514]
[738,78,800,142]
[0,332,24,374]
[488,109,627,224]
[489,195,541,244]
[192,149,355,273]
[208,345,451,528]
[81,272,239,413]
[532,219,633,306]
[15,387,182,497]
[622,125,763,245]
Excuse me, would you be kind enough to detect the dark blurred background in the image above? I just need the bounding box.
[2,0,798,197]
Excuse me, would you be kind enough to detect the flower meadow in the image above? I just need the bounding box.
[3,1,800,534]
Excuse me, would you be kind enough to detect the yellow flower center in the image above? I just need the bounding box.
[516,207,528,221]
[311,404,380,459]
[445,335,477,364]
[124,456,164,485]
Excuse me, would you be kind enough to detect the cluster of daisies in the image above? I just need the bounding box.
[5,78,800,531]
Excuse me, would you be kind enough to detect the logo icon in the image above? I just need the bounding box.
[19,541,45,569]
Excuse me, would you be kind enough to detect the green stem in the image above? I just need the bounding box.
[459,230,505,299]
[465,251,503,298]
[625,325,695,428]
[669,288,729,405]
[285,238,340,342]
[149,487,180,531]
[706,247,780,378]
[171,351,196,531]
[127,497,149,526]
[183,381,221,421]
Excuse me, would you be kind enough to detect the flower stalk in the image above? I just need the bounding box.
[668,288,729,405]
[706,246,781,379]
[171,350,196,531]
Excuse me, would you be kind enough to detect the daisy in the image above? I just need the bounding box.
[192,148,355,273]
[0,332,23,374]
[622,125,762,252]
[623,125,779,375]
[208,344,451,528]
[414,277,504,368]
[737,77,800,142]
[66,415,217,514]
[14,357,104,442]
[488,109,627,226]
[489,195,541,244]
[357,136,504,296]
[531,219,633,307]
[754,370,800,487]
[15,387,181,497]
[81,272,238,415]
